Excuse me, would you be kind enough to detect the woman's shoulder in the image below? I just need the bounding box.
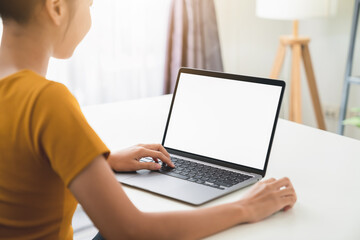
[1,69,47,85]
[0,69,77,110]
[1,69,68,94]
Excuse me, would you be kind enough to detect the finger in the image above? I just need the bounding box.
[277,187,296,198]
[279,195,297,210]
[276,178,297,200]
[262,178,276,184]
[140,148,174,168]
[283,205,293,212]
[152,157,159,163]
[270,177,292,190]
[142,144,171,160]
[284,189,297,204]
[137,161,161,171]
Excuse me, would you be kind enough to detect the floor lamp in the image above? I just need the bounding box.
[256,0,336,130]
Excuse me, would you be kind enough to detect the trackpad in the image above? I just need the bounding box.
[121,171,189,193]
[120,171,222,205]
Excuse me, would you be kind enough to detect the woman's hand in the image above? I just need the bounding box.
[108,144,175,172]
[236,177,297,223]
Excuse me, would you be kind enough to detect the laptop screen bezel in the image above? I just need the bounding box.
[162,68,285,177]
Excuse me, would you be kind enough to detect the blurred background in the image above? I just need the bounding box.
[1,1,357,238]
[0,0,358,139]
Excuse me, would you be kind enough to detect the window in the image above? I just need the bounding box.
[0,0,171,106]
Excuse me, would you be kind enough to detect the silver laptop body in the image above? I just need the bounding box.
[116,68,285,205]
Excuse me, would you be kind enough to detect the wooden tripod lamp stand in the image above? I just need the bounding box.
[256,0,337,130]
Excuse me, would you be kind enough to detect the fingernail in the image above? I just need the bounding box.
[156,164,161,169]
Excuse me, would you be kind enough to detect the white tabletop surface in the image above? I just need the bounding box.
[74,95,360,240]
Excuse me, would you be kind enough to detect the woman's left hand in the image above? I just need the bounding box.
[107,144,175,172]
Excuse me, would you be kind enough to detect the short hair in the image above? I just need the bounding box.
[0,0,45,24]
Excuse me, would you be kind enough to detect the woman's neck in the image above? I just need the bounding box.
[0,21,52,79]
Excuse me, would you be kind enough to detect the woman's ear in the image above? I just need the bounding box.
[45,0,67,26]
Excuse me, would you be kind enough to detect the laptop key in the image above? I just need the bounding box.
[207,178,217,184]
[201,177,210,181]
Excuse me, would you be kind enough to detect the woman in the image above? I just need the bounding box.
[0,0,297,239]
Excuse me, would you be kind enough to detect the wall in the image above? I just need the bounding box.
[214,0,360,139]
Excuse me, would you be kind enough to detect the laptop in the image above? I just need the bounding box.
[115,68,285,205]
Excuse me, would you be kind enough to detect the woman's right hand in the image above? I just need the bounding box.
[236,177,297,223]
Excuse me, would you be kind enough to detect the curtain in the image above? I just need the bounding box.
[164,0,224,94]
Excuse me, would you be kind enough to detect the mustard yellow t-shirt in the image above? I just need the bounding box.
[0,70,110,239]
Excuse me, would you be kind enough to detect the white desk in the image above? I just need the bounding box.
[74,95,360,240]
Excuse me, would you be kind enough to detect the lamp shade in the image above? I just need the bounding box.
[256,0,337,20]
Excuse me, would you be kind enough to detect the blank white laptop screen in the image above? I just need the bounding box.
[164,73,282,170]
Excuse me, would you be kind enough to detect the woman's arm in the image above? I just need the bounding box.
[69,156,296,240]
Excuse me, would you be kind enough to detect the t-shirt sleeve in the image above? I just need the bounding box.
[32,82,110,186]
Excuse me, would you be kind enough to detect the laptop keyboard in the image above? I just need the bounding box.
[158,157,253,190]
